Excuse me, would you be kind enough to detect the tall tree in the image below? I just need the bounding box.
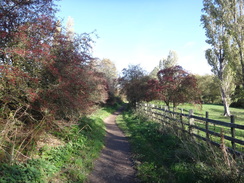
[223,0,244,105]
[162,50,178,69]
[66,16,75,41]
[149,50,178,78]
[225,0,244,87]
[201,0,235,116]
[96,58,118,104]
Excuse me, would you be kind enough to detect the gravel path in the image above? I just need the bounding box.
[87,110,138,183]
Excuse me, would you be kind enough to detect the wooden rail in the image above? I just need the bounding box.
[136,103,244,157]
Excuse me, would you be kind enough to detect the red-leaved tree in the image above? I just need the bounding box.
[156,65,200,108]
[0,1,109,162]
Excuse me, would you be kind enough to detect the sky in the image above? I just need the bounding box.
[56,0,212,75]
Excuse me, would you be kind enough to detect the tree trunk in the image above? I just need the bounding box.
[220,86,231,116]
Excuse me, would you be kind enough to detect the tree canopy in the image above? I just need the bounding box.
[120,64,200,109]
[119,65,149,106]
[201,0,243,115]
[0,0,111,162]
[156,65,200,108]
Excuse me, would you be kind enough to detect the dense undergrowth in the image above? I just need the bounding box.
[0,106,116,183]
[117,108,244,183]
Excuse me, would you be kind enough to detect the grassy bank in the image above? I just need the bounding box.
[0,106,116,183]
[117,109,244,183]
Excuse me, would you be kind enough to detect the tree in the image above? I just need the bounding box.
[222,0,244,107]
[201,0,236,116]
[0,0,109,162]
[66,16,75,41]
[161,50,178,69]
[119,65,148,106]
[0,0,57,62]
[156,66,200,108]
[149,50,178,78]
[96,58,118,104]
[224,0,244,87]
[196,74,221,104]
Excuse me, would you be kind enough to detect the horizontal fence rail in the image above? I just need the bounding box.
[136,103,244,157]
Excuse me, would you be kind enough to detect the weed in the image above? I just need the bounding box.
[0,106,116,182]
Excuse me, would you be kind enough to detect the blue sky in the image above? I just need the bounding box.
[56,0,212,75]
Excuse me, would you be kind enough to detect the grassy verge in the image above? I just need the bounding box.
[0,106,116,183]
[117,109,244,183]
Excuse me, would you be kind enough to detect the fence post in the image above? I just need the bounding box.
[151,104,155,120]
[144,103,147,114]
[230,115,236,159]
[180,108,184,131]
[205,112,209,142]
[164,106,168,124]
[188,109,194,134]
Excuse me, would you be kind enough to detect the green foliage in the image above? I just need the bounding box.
[0,163,43,183]
[0,107,115,182]
[117,110,243,183]
[201,0,244,116]
[196,74,221,104]
[119,65,149,106]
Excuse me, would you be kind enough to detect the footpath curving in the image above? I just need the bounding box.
[87,109,138,183]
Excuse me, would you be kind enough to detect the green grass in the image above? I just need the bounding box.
[175,103,243,125]
[148,101,244,124]
[173,104,244,152]
[0,106,116,183]
[117,109,244,183]
[146,102,244,152]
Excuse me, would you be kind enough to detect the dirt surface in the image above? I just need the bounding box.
[87,110,138,183]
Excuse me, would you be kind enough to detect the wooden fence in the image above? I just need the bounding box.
[136,103,244,157]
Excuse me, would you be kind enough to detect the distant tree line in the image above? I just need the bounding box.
[119,48,243,114]
[119,52,200,109]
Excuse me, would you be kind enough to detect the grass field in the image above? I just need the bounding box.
[142,102,244,155]
[149,102,244,125]
[177,103,244,125]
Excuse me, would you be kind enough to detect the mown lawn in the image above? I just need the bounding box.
[146,102,244,154]
[117,109,244,183]
[149,102,244,125]
[177,103,244,125]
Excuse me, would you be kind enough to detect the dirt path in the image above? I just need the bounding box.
[87,110,138,183]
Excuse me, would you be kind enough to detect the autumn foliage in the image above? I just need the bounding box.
[120,65,200,108]
[0,0,109,162]
[156,65,200,107]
